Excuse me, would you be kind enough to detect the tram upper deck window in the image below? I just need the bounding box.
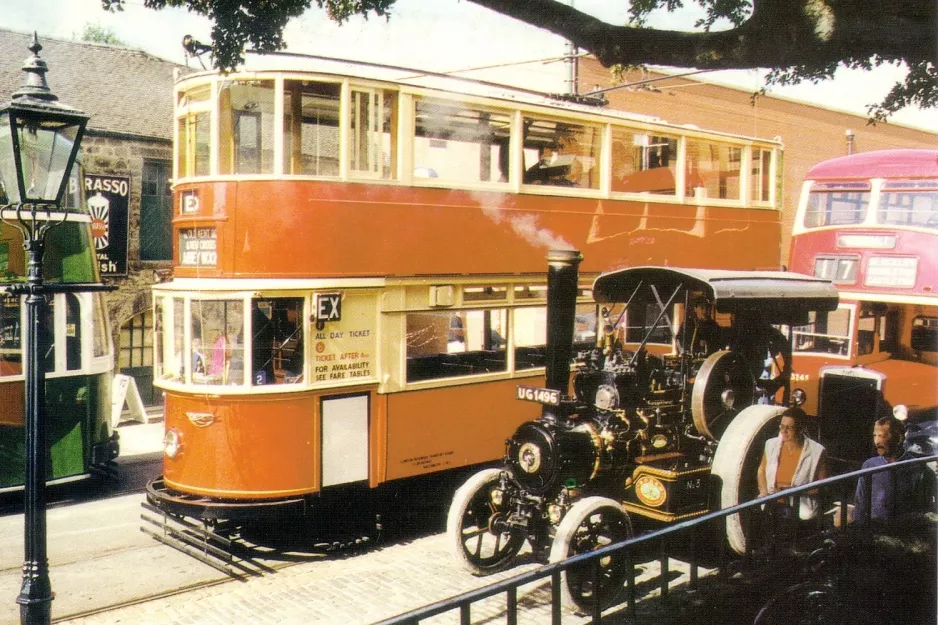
[877,180,938,228]
[284,80,341,177]
[191,300,244,385]
[177,84,211,178]
[685,139,741,200]
[522,118,600,189]
[413,98,511,185]
[349,88,396,179]
[751,148,773,203]
[803,182,871,228]
[219,80,275,175]
[251,297,304,385]
[610,128,678,195]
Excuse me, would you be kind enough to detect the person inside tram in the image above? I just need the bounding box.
[251,305,276,385]
[757,407,830,529]
[279,305,304,382]
[524,128,583,186]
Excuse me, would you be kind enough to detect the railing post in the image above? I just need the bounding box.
[626,548,637,625]
[689,523,699,590]
[551,571,561,625]
[506,587,517,625]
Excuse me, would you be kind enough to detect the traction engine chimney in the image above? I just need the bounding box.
[544,249,583,395]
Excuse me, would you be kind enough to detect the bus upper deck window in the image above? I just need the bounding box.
[218,80,276,175]
[804,182,870,228]
[878,180,938,228]
[413,98,511,185]
[610,128,678,195]
[284,81,341,177]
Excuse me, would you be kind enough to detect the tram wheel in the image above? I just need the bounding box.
[711,404,785,555]
[548,497,633,614]
[447,468,524,575]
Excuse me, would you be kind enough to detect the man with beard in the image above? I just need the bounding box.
[853,414,933,522]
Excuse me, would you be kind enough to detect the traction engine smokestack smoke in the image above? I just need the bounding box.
[544,250,583,398]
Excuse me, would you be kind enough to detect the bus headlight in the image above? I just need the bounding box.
[163,429,182,458]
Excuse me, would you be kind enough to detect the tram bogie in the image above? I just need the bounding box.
[447,251,838,613]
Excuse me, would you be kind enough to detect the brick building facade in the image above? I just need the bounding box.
[576,59,938,263]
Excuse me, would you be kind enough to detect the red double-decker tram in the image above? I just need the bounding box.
[143,55,784,555]
[788,149,938,468]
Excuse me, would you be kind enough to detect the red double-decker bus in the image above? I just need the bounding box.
[789,149,938,468]
[142,54,785,557]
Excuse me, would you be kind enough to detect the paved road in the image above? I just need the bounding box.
[0,422,705,625]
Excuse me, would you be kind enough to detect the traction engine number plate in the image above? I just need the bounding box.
[516,385,560,406]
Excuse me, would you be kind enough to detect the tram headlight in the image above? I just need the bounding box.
[490,488,504,506]
[163,429,182,459]
[548,504,565,524]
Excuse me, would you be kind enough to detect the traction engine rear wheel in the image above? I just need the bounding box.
[711,404,786,555]
[447,468,524,575]
[549,497,633,614]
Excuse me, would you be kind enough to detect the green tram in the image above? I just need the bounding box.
[0,170,117,491]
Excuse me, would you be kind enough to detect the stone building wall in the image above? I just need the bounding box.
[80,132,172,356]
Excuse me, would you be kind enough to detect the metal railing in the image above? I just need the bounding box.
[376,454,938,625]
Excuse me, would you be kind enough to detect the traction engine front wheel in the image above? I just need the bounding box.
[548,497,633,614]
[447,468,524,575]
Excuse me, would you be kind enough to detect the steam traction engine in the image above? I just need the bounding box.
[447,251,838,612]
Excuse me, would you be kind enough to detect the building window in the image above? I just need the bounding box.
[119,310,153,370]
[140,159,173,261]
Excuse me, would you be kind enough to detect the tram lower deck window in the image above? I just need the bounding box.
[191,300,245,385]
[252,298,304,385]
[406,310,507,382]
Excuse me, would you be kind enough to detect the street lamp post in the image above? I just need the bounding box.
[0,34,99,625]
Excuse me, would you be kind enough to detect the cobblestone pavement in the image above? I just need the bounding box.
[57,530,703,625]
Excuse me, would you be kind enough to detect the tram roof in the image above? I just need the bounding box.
[806,149,938,181]
[176,53,782,145]
[592,266,839,324]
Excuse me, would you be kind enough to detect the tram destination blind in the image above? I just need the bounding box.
[179,227,218,267]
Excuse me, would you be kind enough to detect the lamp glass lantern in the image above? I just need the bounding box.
[0,103,86,207]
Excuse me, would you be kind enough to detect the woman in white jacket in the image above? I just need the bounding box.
[757,407,830,520]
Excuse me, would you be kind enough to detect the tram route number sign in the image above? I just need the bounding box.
[516,385,560,406]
